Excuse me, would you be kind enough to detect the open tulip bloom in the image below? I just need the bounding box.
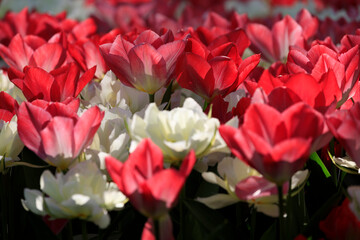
[219,102,324,186]
[3,2,360,240]
[17,99,104,170]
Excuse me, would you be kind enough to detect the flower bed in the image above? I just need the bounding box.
[1,0,360,239]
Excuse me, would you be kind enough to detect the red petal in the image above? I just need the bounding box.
[17,102,52,159]
[246,23,274,62]
[105,155,125,193]
[40,116,75,161]
[272,15,304,61]
[73,106,103,156]
[23,67,54,101]
[29,43,66,72]
[128,43,167,93]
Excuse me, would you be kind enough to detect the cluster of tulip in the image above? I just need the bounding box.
[1,0,360,239]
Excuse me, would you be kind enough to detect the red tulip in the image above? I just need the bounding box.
[0,34,66,72]
[106,139,195,239]
[287,43,360,102]
[106,138,195,218]
[176,37,260,101]
[254,72,341,113]
[17,99,103,170]
[68,39,108,79]
[9,63,96,102]
[219,102,324,185]
[319,198,360,240]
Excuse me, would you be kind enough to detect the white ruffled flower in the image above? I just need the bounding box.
[0,116,24,170]
[81,71,149,114]
[22,161,127,228]
[197,157,308,217]
[85,107,131,169]
[127,97,228,163]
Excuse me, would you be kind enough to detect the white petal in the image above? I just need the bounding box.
[197,194,239,209]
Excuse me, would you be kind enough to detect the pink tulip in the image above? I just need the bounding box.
[246,15,305,62]
[326,102,360,166]
[100,30,185,94]
[17,99,103,170]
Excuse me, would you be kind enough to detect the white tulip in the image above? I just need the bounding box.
[85,107,131,169]
[127,97,228,163]
[198,156,308,217]
[0,116,24,170]
[22,161,127,228]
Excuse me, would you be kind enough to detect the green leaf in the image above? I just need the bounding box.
[260,222,276,240]
[183,199,234,240]
[302,191,342,236]
[309,152,331,178]
[161,80,173,109]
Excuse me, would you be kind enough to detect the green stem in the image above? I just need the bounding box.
[179,186,186,240]
[250,206,256,240]
[1,173,8,240]
[62,221,73,240]
[154,218,160,240]
[149,93,155,103]
[81,221,88,240]
[277,184,284,240]
[203,101,209,112]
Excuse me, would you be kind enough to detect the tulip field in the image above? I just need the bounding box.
[1,0,360,239]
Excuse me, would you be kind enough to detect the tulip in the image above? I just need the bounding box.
[0,34,65,72]
[106,139,196,240]
[100,30,185,94]
[326,102,360,167]
[9,63,96,102]
[219,102,324,185]
[17,99,104,170]
[22,161,127,229]
[127,98,227,163]
[0,92,23,168]
[197,156,308,217]
[246,15,305,62]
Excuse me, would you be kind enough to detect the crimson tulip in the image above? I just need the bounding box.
[106,139,196,240]
[9,63,95,102]
[176,37,259,101]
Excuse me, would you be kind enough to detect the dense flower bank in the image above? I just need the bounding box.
[1,0,360,239]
